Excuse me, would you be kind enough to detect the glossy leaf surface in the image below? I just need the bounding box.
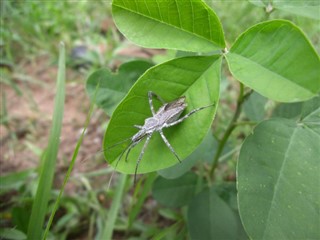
[104,55,221,174]
[112,0,225,52]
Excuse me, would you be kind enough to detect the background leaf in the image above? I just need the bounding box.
[158,130,216,179]
[0,228,26,240]
[104,55,221,174]
[86,60,153,115]
[187,186,239,240]
[152,172,197,208]
[226,20,320,102]
[237,118,320,239]
[272,102,303,120]
[300,95,320,124]
[243,92,267,122]
[112,0,225,52]
[248,0,320,20]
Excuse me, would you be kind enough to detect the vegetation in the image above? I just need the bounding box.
[1,0,319,240]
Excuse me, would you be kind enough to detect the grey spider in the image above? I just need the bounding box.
[110,91,214,183]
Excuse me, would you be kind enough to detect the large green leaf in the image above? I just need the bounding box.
[86,60,153,115]
[104,55,221,174]
[112,0,225,52]
[238,118,320,239]
[226,20,320,102]
[187,186,240,240]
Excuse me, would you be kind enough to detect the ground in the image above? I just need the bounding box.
[0,55,107,186]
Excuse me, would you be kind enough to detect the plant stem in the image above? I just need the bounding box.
[209,83,251,178]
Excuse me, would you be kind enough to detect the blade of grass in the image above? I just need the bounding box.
[27,42,66,240]
[42,82,100,240]
[100,174,127,240]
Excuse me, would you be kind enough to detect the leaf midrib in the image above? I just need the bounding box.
[262,123,298,239]
[228,52,314,94]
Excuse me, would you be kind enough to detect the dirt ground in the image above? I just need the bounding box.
[0,55,107,181]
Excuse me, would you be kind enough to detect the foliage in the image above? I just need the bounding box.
[1,0,319,240]
[85,0,319,239]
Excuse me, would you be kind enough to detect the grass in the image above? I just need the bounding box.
[27,42,65,240]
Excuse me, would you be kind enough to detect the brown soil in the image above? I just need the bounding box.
[0,55,107,189]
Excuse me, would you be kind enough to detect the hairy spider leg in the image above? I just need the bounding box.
[159,130,181,163]
[148,91,166,115]
[134,134,152,184]
[165,104,214,128]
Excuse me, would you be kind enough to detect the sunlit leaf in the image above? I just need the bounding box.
[104,55,221,174]
[112,0,225,52]
[226,20,320,102]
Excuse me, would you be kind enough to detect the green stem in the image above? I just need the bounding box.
[209,84,251,178]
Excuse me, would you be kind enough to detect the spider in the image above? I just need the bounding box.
[109,91,214,183]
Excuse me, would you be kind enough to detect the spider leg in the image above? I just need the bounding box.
[148,91,166,115]
[159,130,181,163]
[134,134,152,184]
[107,141,133,190]
[165,104,214,128]
[125,142,137,162]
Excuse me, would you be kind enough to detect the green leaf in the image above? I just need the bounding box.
[86,60,153,115]
[0,170,34,194]
[104,55,221,174]
[158,130,216,179]
[152,172,197,208]
[243,92,267,122]
[0,228,26,240]
[272,102,303,120]
[249,0,320,20]
[226,20,320,102]
[214,183,248,240]
[273,1,320,20]
[238,118,320,239]
[12,207,30,235]
[187,186,238,240]
[112,0,225,52]
[301,95,320,124]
